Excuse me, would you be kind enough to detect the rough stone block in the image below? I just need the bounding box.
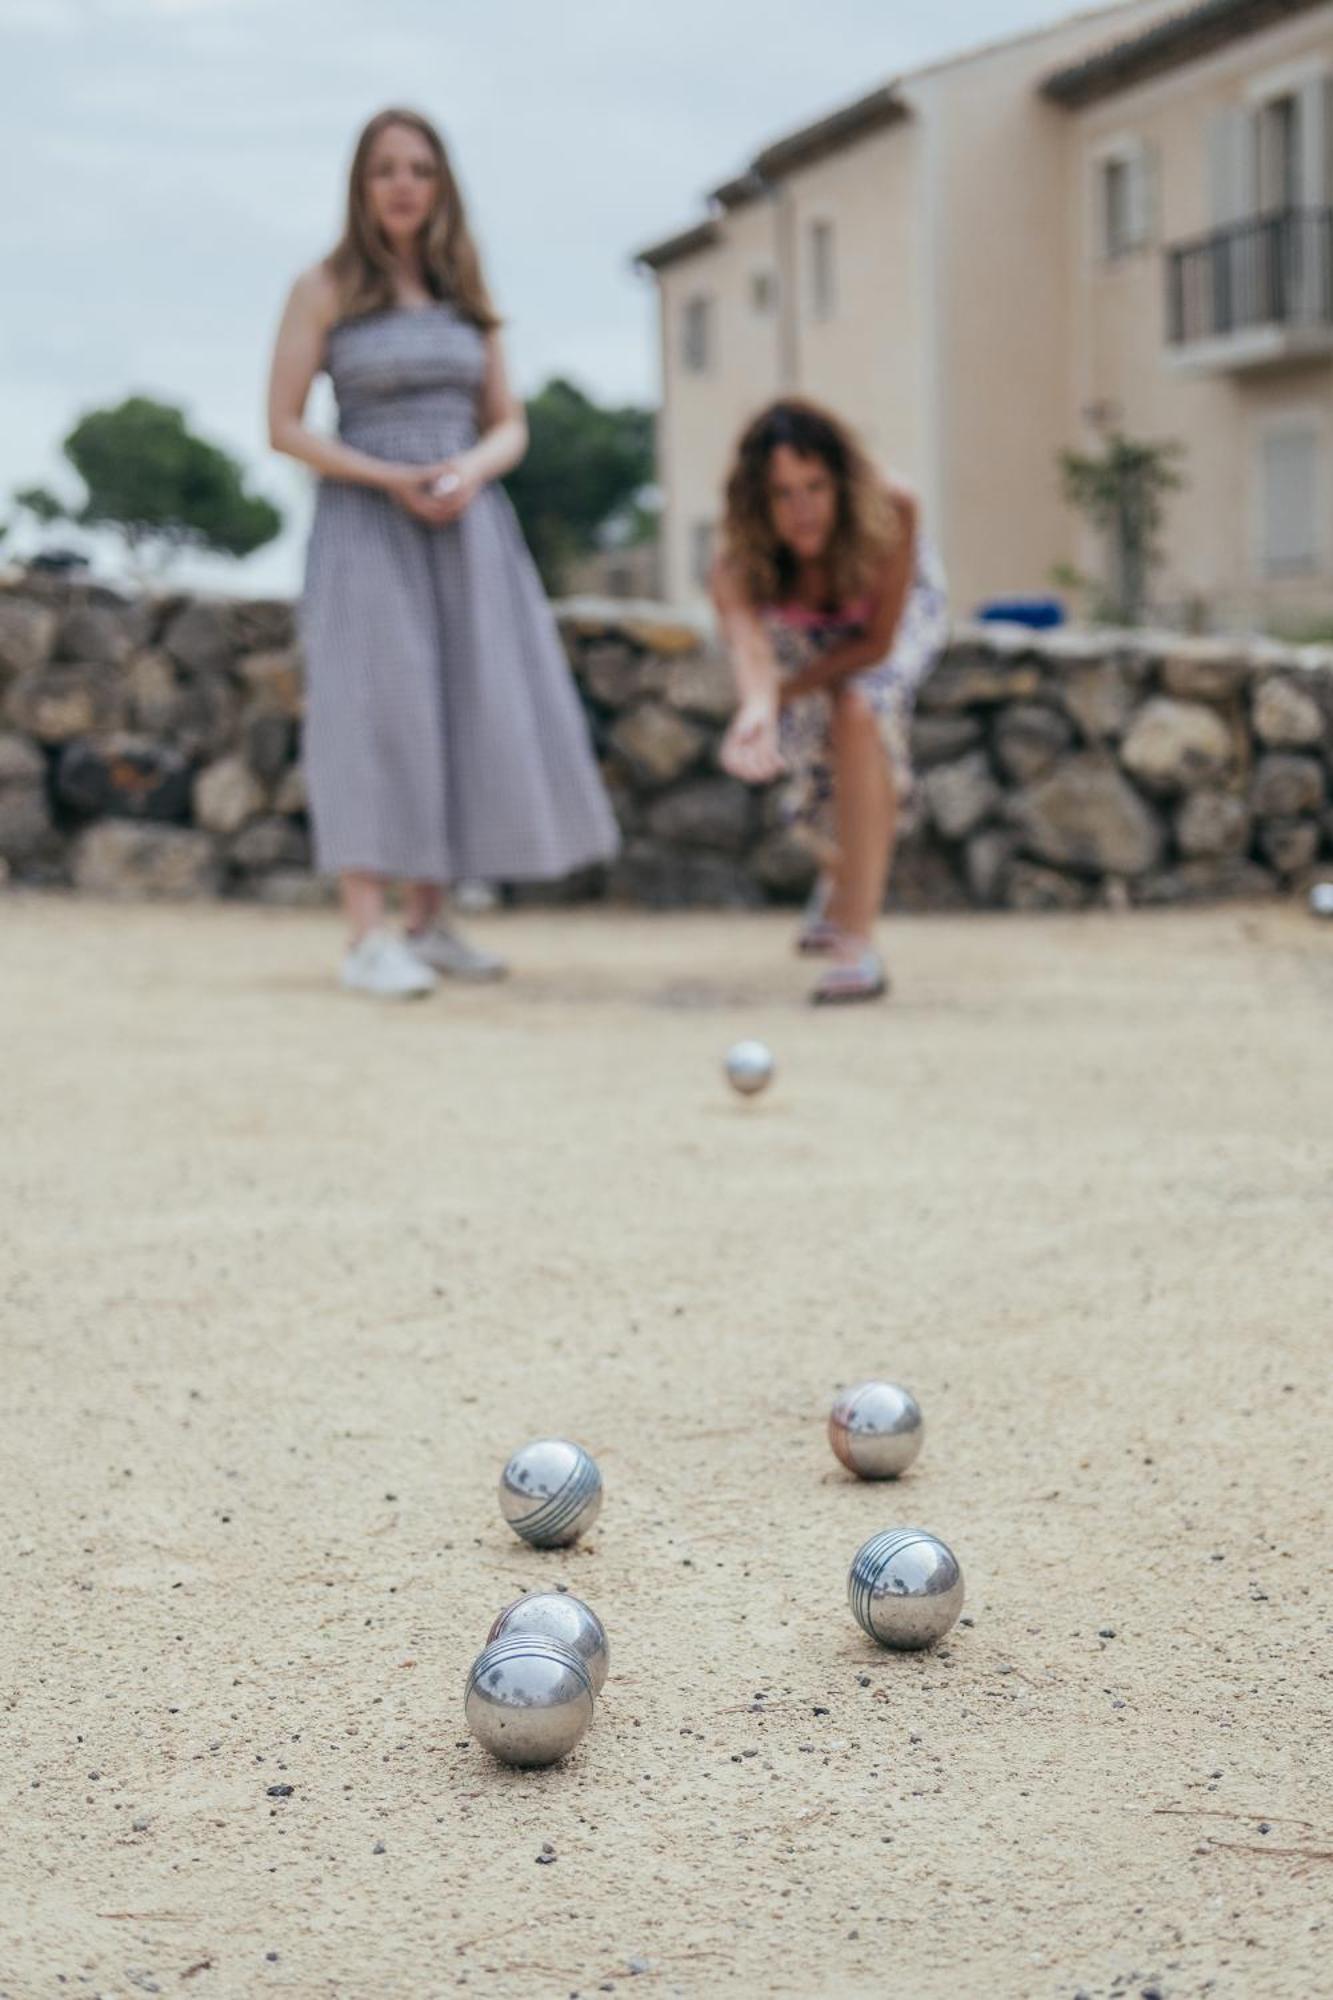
[645,778,756,852]
[1120,697,1234,792]
[922,750,1000,841]
[236,646,305,719]
[917,651,1041,711]
[663,648,736,723]
[911,714,983,767]
[56,734,193,823]
[243,709,296,785]
[964,827,1018,906]
[5,663,128,744]
[194,754,266,835]
[1133,858,1277,905]
[992,703,1072,784]
[1056,659,1136,742]
[73,822,220,899]
[1253,753,1325,819]
[227,814,310,872]
[1252,674,1325,749]
[0,597,58,678]
[163,599,235,676]
[1002,861,1091,911]
[1175,789,1251,860]
[1009,754,1164,876]
[1160,642,1251,703]
[608,702,706,788]
[1257,817,1320,876]
[55,602,134,667]
[272,764,308,816]
[607,839,764,908]
[0,732,53,861]
[750,827,820,896]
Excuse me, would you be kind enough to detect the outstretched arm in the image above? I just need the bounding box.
[711,554,785,785]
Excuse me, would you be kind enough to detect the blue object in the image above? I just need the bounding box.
[975,597,1066,630]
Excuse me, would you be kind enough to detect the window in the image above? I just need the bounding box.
[750,268,777,315]
[1257,92,1301,210]
[1098,144,1151,259]
[1260,425,1319,575]
[809,220,836,321]
[1103,158,1132,256]
[690,520,715,588]
[1220,69,1333,225]
[681,295,713,374]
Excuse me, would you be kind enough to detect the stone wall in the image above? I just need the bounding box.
[2,574,1331,910]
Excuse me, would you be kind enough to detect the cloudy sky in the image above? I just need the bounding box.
[3,0,1104,591]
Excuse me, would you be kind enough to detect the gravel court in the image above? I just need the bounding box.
[1,895,1329,2000]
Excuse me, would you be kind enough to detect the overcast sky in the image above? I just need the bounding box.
[2,0,1108,592]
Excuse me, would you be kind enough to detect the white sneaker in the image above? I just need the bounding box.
[405,923,508,982]
[340,928,438,1000]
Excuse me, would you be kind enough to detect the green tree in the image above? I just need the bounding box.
[505,378,655,593]
[1058,422,1185,625]
[12,396,282,571]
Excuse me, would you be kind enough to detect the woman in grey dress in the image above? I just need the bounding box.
[268,107,618,998]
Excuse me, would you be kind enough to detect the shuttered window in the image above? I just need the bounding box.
[1216,72,1333,222]
[690,520,715,588]
[1098,143,1152,259]
[681,296,713,374]
[1260,426,1319,574]
[1257,93,1301,210]
[809,220,836,320]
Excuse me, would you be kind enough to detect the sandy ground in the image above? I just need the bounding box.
[1,894,1330,2000]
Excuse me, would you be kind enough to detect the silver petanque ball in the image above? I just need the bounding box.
[499,1438,603,1549]
[848,1527,964,1650]
[487,1591,610,1695]
[829,1380,924,1480]
[464,1634,595,1767]
[1310,880,1333,918]
[724,1039,775,1097]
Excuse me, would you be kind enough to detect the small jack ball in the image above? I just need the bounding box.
[828,1381,924,1480]
[1310,880,1333,919]
[725,1040,775,1096]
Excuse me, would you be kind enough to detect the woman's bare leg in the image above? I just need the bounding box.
[824,686,898,948]
[403,881,446,935]
[340,871,389,943]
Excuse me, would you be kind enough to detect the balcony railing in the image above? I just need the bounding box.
[1166,206,1333,348]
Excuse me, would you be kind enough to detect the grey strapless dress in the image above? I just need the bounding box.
[299,304,619,883]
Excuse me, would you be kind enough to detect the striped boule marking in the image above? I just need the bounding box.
[510,1447,603,1548]
[506,1440,600,1544]
[465,1633,594,1704]
[848,1528,934,1637]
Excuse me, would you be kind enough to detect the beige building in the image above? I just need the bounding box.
[637,0,1333,634]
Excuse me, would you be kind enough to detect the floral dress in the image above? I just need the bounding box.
[763,533,948,840]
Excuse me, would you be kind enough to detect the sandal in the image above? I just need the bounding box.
[797,916,843,956]
[810,949,889,1006]
[795,873,839,956]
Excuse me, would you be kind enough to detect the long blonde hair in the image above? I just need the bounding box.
[721,399,898,608]
[325,107,501,329]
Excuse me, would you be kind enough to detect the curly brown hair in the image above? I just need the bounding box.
[325,108,501,330]
[721,399,898,609]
